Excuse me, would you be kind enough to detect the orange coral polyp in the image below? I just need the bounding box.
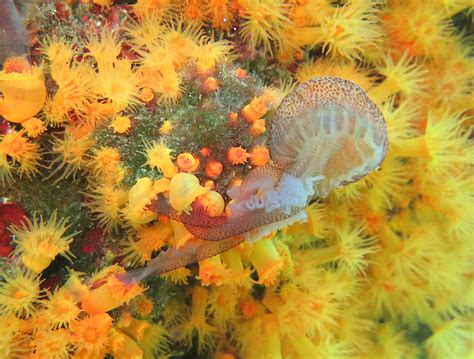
[249,146,270,167]
[249,118,266,137]
[242,97,267,123]
[202,77,220,92]
[169,173,208,212]
[81,268,143,315]
[177,152,200,172]
[205,160,223,179]
[227,146,248,165]
[0,66,47,123]
[21,117,45,138]
[3,57,31,73]
[198,255,231,286]
[198,190,225,217]
[248,238,283,286]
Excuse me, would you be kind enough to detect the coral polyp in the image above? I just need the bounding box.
[10,211,76,273]
[0,1,472,358]
[0,266,42,318]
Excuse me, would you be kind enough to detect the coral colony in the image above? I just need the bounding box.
[0,1,472,358]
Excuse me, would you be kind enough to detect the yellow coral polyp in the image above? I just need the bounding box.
[122,222,173,264]
[316,1,382,61]
[32,328,73,359]
[192,38,234,74]
[144,141,178,178]
[123,177,158,226]
[169,173,208,213]
[81,266,143,315]
[0,130,42,178]
[88,147,122,178]
[0,266,42,318]
[170,219,193,248]
[221,247,252,287]
[134,295,154,317]
[248,237,283,286]
[109,328,144,359]
[62,270,90,303]
[122,317,150,341]
[49,62,97,121]
[241,96,267,123]
[238,0,289,56]
[0,64,46,123]
[86,186,128,232]
[21,117,45,138]
[93,60,141,112]
[178,286,215,353]
[159,119,173,135]
[42,288,81,329]
[70,313,113,358]
[10,212,76,273]
[110,116,132,134]
[198,190,225,217]
[198,255,232,286]
[49,130,95,182]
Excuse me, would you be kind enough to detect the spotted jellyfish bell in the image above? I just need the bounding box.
[270,76,389,197]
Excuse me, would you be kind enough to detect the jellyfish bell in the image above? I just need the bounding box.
[270,76,389,197]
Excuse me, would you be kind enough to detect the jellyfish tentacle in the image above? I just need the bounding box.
[117,236,245,284]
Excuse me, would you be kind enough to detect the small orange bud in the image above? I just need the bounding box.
[158,215,170,223]
[242,97,267,123]
[228,112,239,126]
[177,152,200,172]
[202,77,219,92]
[227,147,248,165]
[204,180,215,190]
[3,56,31,73]
[22,117,45,138]
[295,50,304,61]
[230,177,243,187]
[199,146,212,157]
[249,119,266,137]
[239,298,258,319]
[225,201,234,217]
[250,146,270,167]
[159,120,173,135]
[110,116,132,134]
[235,68,247,79]
[140,87,154,102]
[205,160,223,179]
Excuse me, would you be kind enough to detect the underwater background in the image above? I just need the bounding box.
[0,0,473,358]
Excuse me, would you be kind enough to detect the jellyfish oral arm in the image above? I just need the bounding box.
[242,208,308,243]
[231,173,325,216]
[117,236,245,284]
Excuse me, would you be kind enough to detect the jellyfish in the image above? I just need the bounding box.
[119,77,389,283]
[0,0,29,63]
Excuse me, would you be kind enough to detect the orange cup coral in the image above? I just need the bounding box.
[169,173,208,213]
[0,59,46,123]
[81,266,143,315]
